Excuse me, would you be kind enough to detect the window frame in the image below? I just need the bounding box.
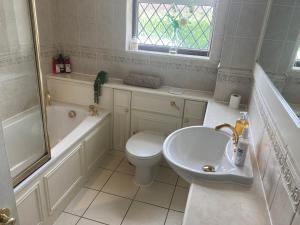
[132,0,216,57]
[294,46,300,68]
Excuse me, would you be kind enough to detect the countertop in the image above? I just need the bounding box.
[183,102,271,225]
[47,73,214,103]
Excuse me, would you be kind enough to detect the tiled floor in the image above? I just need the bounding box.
[54,150,190,225]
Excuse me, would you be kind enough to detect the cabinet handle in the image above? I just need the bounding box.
[170,101,180,110]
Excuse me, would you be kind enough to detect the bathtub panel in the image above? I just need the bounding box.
[47,78,113,111]
[85,117,111,174]
[44,144,84,215]
[16,182,44,225]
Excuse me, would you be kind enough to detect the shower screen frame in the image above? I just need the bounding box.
[12,0,51,187]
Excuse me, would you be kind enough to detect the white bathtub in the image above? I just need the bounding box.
[47,102,111,158]
[15,101,112,225]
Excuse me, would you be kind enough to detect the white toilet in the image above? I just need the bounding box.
[126,131,165,185]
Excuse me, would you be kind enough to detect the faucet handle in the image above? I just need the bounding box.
[89,105,95,110]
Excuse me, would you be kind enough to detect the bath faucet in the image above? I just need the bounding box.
[215,123,239,146]
[89,105,98,116]
[45,91,52,106]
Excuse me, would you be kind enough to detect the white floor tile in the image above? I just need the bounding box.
[98,153,123,170]
[102,172,139,199]
[170,187,189,212]
[65,188,98,216]
[155,167,178,185]
[116,159,135,175]
[165,210,184,225]
[85,168,112,190]
[135,182,175,208]
[77,218,105,225]
[53,212,80,225]
[84,192,131,225]
[177,177,190,189]
[122,201,168,225]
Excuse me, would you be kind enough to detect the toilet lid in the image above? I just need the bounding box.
[126,131,165,159]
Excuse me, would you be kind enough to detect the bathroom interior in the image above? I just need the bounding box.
[0,0,300,225]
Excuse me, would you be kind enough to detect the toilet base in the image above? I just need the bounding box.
[135,165,158,186]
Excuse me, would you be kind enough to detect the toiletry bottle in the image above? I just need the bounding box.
[64,56,72,73]
[58,54,65,73]
[235,112,249,136]
[235,127,249,167]
[52,56,60,74]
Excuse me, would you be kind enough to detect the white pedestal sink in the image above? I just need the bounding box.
[163,126,253,185]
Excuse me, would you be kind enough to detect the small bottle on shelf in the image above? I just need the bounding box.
[235,112,249,136]
[64,56,72,73]
[235,127,249,167]
[58,54,65,73]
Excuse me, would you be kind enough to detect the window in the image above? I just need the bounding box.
[132,0,216,56]
[294,46,300,68]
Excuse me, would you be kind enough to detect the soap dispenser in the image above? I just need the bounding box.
[235,112,249,136]
[235,127,249,167]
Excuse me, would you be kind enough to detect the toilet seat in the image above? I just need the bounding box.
[126,131,165,159]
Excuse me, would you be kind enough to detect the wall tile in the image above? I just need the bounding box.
[286,7,300,42]
[236,3,266,38]
[257,131,272,179]
[231,37,258,70]
[264,5,293,41]
[258,40,284,73]
[224,3,241,36]
[262,147,281,208]
[270,178,295,225]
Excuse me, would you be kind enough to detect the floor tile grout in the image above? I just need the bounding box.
[74,154,124,222]
[120,186,141,225]
[61,151,187,225]
[164,176,180,225]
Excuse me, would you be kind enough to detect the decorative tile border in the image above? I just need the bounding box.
[61,44,218,74]
[253,86,300,209]
[217,67,253,84]
[0,49,35,68]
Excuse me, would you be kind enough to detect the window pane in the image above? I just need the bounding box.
[136,1,215,54]
[295,46,300,68]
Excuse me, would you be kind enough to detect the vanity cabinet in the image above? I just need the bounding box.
[131,110,182,136]
[113,90,131,151]
[182,100,207,127]
[131,92,184,117]
[113,90,207,150]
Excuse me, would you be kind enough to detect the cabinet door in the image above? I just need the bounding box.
[131,110,181,136]
[182,100,207,127]
[132,92,184,117]
[113,90,131,151]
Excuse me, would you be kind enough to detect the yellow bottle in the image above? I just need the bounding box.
[235,112,249,136]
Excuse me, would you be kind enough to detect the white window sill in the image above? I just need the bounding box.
[126,49,218,68]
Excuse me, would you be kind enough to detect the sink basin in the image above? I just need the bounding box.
[163,126,253,185]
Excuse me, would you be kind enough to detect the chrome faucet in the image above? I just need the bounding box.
[45,91,52,106]
[215,123,239,146]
